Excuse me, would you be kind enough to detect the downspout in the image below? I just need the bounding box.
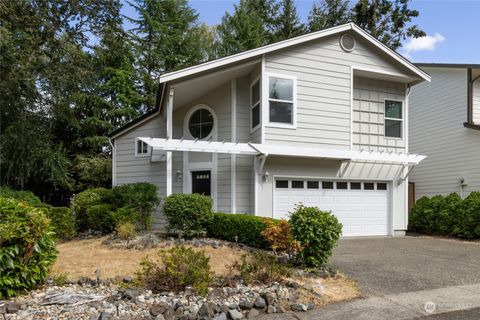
[108,138,115,187]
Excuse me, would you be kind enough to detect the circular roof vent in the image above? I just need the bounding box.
[340,34,356,52]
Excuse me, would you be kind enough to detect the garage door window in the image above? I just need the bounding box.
[322,181,334,189]
[336,182,348,189]
[307,181,319,189]
[350,182,361,190]
[276,180,289,188]
[377,183,387,190]
[364,182,375,190]
[292,180,304,189]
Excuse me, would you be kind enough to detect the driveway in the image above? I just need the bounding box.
[330,236,480,296]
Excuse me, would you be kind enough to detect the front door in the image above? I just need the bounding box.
[191,170,211,196]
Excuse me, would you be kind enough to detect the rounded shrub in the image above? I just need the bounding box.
[452,192,480,239]
[289,205,342,268]
[0,187,43,206]
[46,207,77,240]
[0,197,57,298]
[71,188,110,232]
[163,194,212,237]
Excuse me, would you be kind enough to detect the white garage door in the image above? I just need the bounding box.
[274,179,389,237]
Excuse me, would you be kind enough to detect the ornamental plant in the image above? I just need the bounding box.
[261,219,301,258]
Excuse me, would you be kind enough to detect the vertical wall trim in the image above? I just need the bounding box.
[110,139,116,186]
[166,88,174,196]
[261,54,266,144]
[350,67,354,150]
[254,157,258,215]
[467,68,473,124]
[231,79,237,214]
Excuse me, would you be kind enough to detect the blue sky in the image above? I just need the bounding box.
[121,0,480,64]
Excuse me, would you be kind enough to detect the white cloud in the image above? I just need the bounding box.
[403,33,446,57]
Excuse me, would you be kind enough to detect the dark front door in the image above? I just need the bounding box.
[192,170,211,196]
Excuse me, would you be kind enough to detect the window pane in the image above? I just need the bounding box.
[385,119,401,138]
[252,80,260,105]
[307,181,319,189]
[137,140,143,154]
[322,181,334,189]
[269,101,292,124]
[276,180,288,188]
[385,100,402,119]
[269,77,293,101]
[377,183,387,190]
[336,182,348,189]
[364,182,374,190]
[142,141,148,153]
[292,180,304,188]
[200,109,214,123]
[350,182,361,190]
[252,104,260,128]
[188,108,214,139]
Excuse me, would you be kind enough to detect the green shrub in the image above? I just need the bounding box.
[234,252,291,285]
[71,188,111,232]
[206,212,277,249]
[0,186,43,206]
[136,246,213,296]
[452,192,480,239]
[86,204,115,233]
[116,222,137,240]
[163,194,212,237]
[289,205,342,268]
[0,197,57,298]
[112,207,143,227]
[45,207,77,240]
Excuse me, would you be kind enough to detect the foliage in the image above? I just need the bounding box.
[86,204,116,234]
[0,197,57,299]
[136,246,213,296]
[116,222,137,240]
[261,219,301,257]
[71,188,111,232]
[453,192,480,239]
[0,187,43,207]
[206,212,277,249]
[51,272,69,286]
[289,205,342,268]
[234,252,291,285]
[163,194,212,237]
[308,0,351,32]
[73,155,112,190]
[45,207,77,240]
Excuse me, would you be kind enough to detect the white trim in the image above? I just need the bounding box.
[184,104,217,141]
[350,66,354,150]
[261,55,266,144]
[109,138,116,186]
[159,23,430,84]
[352,65,417,82]
[384,98,404,139]
[166,89,174,196]
[340,33,356,52]
[250,76,261,132]
[110,110,161,140]
[231,79,237,214]
[254,156,258,215]
[265,73,297,129]
[134,138,151,157]
[405,84,409,153]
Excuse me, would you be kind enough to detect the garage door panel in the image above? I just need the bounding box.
[274,179,389,237]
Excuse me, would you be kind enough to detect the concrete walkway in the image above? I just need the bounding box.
[258,283,480,320]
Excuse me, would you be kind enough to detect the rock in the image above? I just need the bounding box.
[291,303,308,312]
[228,303,238,310]
[228,309,244,320]
[123,276,134,283]
[155,315,165,320]
[136,295,146,303]
[238,300,253,310]
[275,305,286,313]
[197,302,214,319]
[212,241,220,249]
[98,312,114,320]
[266,305,275,314]
[0,302,5,314]
[246,309,259,319]
[253,297,266,309]
[162,306,175,320]
[207,288,223,300]
[150,302,169,316]
[123,288,141,300]
[6,302,21,313]
[194,240,202,247]
[307,301,315,310]
[261,292,276,306]
[213,312,227,320]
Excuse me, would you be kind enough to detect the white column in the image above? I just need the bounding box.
[230,79,237,214]
[166,88,174,196]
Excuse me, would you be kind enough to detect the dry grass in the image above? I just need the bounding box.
[52,237,247,280]
[52,237,360,306]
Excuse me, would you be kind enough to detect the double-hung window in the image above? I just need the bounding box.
[268,75,295,126]
[135,139,149,157]
[251,78,261,130]
[384,100,403,138]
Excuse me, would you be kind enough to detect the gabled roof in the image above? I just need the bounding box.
[416,63,480,69]
[160,22,431,84]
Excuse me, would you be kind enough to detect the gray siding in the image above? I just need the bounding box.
[353,77,406,152]
[264,32,413,148]
[409,67,480,198]
[115,116,166,196]
[473,77,480,124]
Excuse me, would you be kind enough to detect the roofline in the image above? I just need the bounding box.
[415,63,480,69]
[160,22,430,84]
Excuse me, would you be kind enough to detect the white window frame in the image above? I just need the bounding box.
[250,76,261,132]
[384,99,404,139]
[135,138,150,157]
[265,73,297,129]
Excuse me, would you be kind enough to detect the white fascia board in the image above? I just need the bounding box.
[138,138,259,155]
[160,23,429,84]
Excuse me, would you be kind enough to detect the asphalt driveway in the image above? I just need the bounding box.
[330,235,480,296]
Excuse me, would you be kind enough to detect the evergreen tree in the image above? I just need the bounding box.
[272,0,305,41]
[308,0,351,32]
[128,0,205,108]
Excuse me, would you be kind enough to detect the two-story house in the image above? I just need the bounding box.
[109,23,430,237]
[409,63,480,200]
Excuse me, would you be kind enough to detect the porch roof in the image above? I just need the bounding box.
[138,138,426,165]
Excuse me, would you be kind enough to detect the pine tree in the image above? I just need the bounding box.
[272,0,305,42]
[308,0,351,32]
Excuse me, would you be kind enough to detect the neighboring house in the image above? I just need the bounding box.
[409,63,480,200]
[109,23,430,237]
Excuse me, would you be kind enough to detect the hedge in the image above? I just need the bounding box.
[205,212,277,249]
[163,194,212,236]
[409,192,480,239]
